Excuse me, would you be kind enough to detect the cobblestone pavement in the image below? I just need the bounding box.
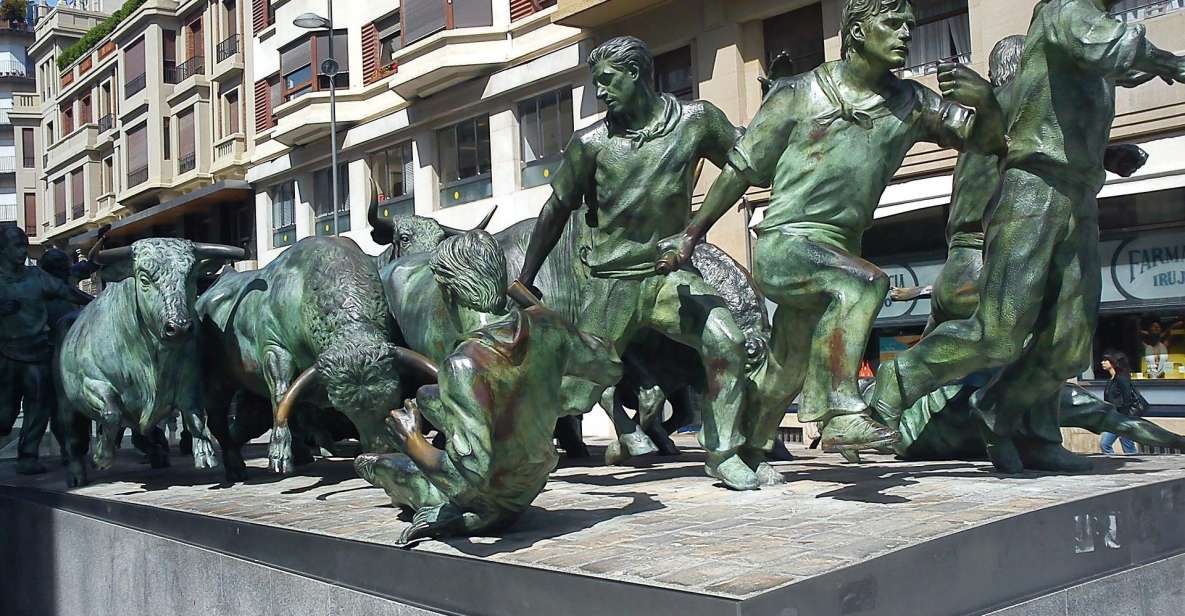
[3,437,1183,600]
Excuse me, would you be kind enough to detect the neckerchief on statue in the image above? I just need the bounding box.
[814,63,897,130]
[622,94,681,148]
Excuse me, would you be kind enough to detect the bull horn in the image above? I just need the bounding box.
[94,246,133,264]
[193,243,248,261]
[275,366,320,428]
[440,205,498,237]
[395,347,439,382]
[369,177,395,245]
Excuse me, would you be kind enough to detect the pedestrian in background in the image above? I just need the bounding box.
[1100,352,1139,455]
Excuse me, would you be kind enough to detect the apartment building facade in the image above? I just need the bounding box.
[0,7,36,240]
[20,0,255,259]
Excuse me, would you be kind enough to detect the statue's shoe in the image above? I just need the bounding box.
[754,462,785,486]
[706,455,760,491]
[1018,442,1093,473]
[604,429,659,465]
[769,438,796,461]
[984,438,1024,474]
[820,414,900,452]
[15,458,46,475]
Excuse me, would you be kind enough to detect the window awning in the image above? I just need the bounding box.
[68,180,253,249]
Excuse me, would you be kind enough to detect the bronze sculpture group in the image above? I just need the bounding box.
[6,0,1185,542]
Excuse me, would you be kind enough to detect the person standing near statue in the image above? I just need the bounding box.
[0,227,92,474]
[871,0,1185,473]
[514,36,762,490]
[655,0,1006,472]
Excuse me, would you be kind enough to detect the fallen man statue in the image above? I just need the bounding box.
[356,231,622,545]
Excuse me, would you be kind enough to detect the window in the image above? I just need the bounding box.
[253,0,273,32]
[654,46,694,100]
[901,0,970,77]
[402,0,492,46]
[511,0,557,21]
[279,31,349,102]
[45,121,53,145]
[763,3,825,77]
[438,115,492,207]
[224,89,240,136]
[125,37,147,96]
[102,157,114,194]
[519,89,573,188]
[61,103,74,135]
[163,117,171,161]
[378,12,402,66]
[21,129,33,168]
[313,165,351,235]
[271,181,296,247]
[23,194,35,235]
[370,142,414,218]
[70,169,84,220]
[163,30,178,83]
[53,178,65,225]
[178,107,196,173]
[80,94,92,125]
[126,123,149,186]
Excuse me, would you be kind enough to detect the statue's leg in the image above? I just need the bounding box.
[62,406,91,488]
[15,361,52,474]
[647,270,758,490]
[1061,386,1185,449]
[743,298,815,471]
[144,425,171,469]
[262,345,296,474]
[89,384,123,471]
[206,388,245,481]
[179,405,220,470]
[553,415,588,458]
[636,382,680,457]
[0,357,17,439]
[354,453,446,511]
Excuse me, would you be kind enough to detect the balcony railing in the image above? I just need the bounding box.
[0,59,28,78]
[179,152,196,174]
[12,92,38,109]
[98,114,115,133]
[127,165,149,187]
[21,156,33,168]
[0,156,15,173]
[894,53,971,79]
[72,203,84,220]
[1111,0,1185,21]
[215,136,243,160]
[125,73,146,96]
[216,34,240,63]
[166,56,205,84]
[54,210,65,226]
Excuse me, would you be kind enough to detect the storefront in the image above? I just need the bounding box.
[866,187,1185,413]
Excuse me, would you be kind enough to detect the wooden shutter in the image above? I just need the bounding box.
[23,194,35,235]
[252,0,270,33]
[510,0,538,21]
[254,78,273,131]
[362,21,380,85]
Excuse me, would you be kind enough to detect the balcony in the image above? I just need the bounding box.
[12,92,38,110]
[0,156,15,173]
[552,0,672,26]
[0,59,28,78]
[97,114,115,133]
[125,73,147,97]
[166,55,205,84]
[127,165,149,187]
[178,152,196,174]
[216,34,240,63]
[44,124,99,175]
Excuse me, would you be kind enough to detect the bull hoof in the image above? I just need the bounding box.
[621,429,658,458]
[754,462,785,486]
[66,468,89,488]
[15,459,47,475]
[707,456,760,491]
[604,439,630,465]
[92,449,115,471]
[224,462,247,483]
[268,426,294,474]
[191,438,220,470]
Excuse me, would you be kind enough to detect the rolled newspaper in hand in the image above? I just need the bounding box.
[655,251,679,275]
[508,280,544,309]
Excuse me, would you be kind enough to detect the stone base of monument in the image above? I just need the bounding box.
[2,438,1184,616]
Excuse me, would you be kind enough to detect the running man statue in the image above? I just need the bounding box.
[656,0,1006,473]
[871,0,1185,473]
[514,36,762,490]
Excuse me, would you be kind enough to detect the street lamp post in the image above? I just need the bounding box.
[294,2,340,236]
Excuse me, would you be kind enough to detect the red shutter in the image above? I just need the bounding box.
[510,0,537,21]
[254,78,273,131]
[362,21,380,86]
[253,0,271,33]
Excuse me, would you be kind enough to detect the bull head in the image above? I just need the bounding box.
[97,240,246,343]
[368,177,498,258]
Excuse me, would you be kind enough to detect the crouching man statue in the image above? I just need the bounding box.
[356,231,622,545]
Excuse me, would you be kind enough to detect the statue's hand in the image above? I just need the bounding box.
[1103,144,1150,178]
[0,299,19,316]
[937,62,994,109]
[386,399,422,450]
[656,231,701,274]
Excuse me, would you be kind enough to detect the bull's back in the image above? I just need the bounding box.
[496,216,587,324]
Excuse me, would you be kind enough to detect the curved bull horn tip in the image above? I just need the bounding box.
[94,246,133,265]
[476,206,497,231]
[394,347,439,382]
[193,243,248,261]
[275,366,320,428]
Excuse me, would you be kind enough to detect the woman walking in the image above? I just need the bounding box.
[1100,352,1139,455]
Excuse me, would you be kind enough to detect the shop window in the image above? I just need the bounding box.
[271,181,296,247]
[1094,313,1185,381]
[864,206,949,260]
[313,165,350,236]
[655,46,694,101]
[899,0,970,77]
[1100,188,1185,234]
[438,115,492,207]
[519,88,573,189]
[763,3,825,76]
[370,141,414,218]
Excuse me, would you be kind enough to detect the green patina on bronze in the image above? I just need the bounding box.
[0,227,91,475]
[198,236,421,480]
[358,232,622,544]
[872,0,1185,474]
[515,36,761,490]
[56,238,243,487]
[663,0,1005,473]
